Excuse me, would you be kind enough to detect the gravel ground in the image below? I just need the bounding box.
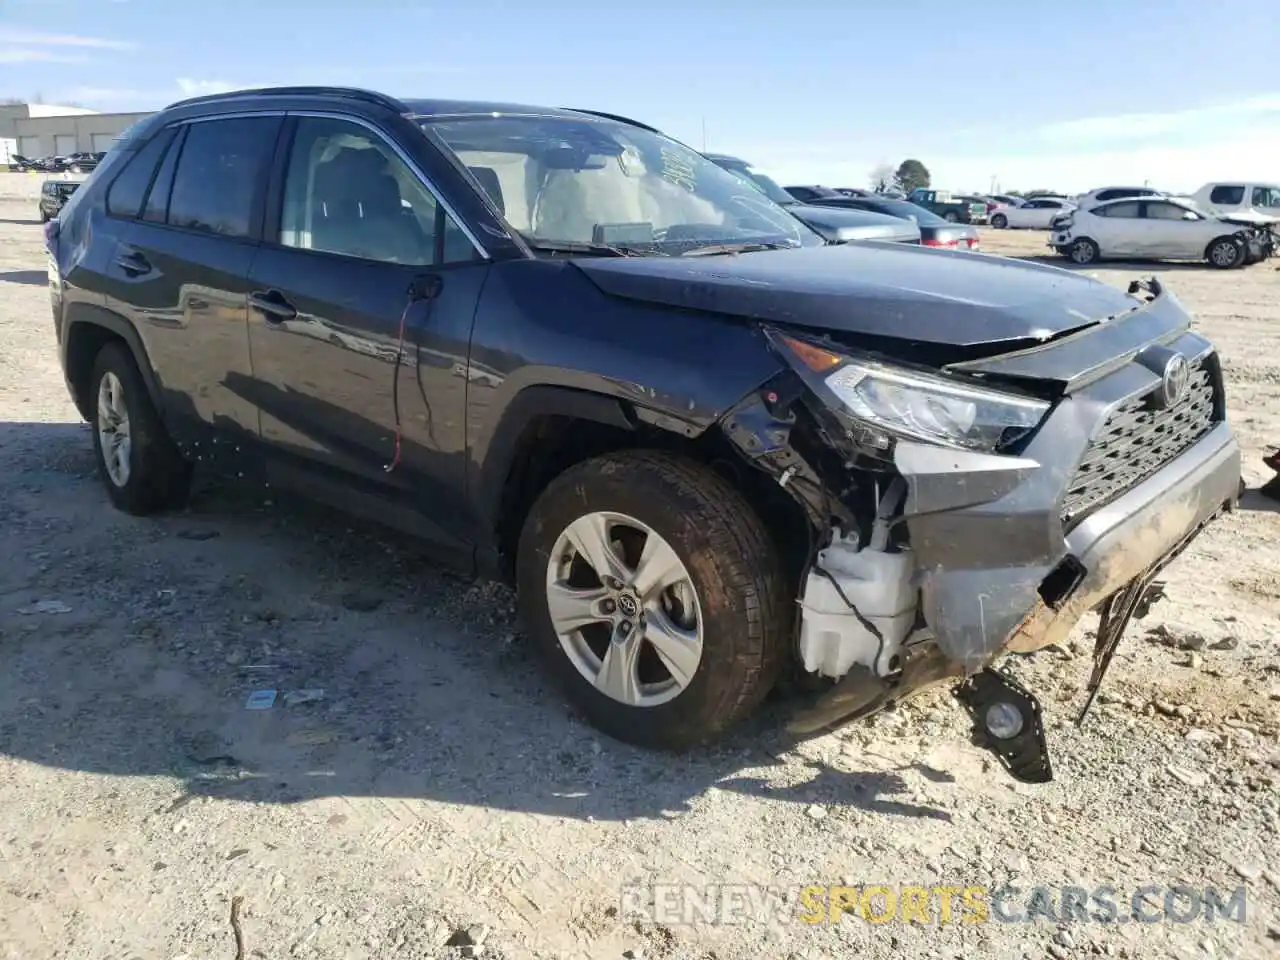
[0,173,1277,960]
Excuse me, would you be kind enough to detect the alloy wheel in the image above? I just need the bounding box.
[545,511,704,708]
[1209,240,1239,268]
[1071,240,1097,264]
[97,371,132,487]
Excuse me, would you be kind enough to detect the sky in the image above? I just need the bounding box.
[1,0,1277,194]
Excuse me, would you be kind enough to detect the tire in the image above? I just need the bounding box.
[991,213,1008,229]
[516,450,789,751]
[39,210,50,223]
[89,342,192,515]
[1206,236,1244,270]
[943,211,959,223]
[1068,237,1100,265]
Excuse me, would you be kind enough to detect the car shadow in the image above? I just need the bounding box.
[1238,483,1280,514]
[0,419,953,825]
[0,217,42,226]
[0,269,47,286]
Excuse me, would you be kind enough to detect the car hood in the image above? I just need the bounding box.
[1217,210,1280,226]
[573,243,1140,348]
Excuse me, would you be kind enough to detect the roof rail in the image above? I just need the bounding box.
[563,108,662,134]
[167,86,410,113]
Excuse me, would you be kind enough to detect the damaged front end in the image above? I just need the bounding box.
[721,279,1241,783]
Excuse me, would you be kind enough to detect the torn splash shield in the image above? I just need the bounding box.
[1074,504,1229,726]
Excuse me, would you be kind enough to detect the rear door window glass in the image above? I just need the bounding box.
[166,116,280,239]
[1097,201,1140,218]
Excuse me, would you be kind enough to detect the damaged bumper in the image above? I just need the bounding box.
[898,337,1240,672]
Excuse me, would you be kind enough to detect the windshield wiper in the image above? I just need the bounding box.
[679,241,796,257]
[523,239,658,258]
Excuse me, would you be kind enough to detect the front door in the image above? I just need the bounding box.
[244,113,489,550]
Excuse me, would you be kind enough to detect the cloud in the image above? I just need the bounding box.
[0,27,135,51]
[725,92,1280,195]
[175,78,240,97]
[53,85,155,104]
[1038,94,1280,145]
[0,48,91,63]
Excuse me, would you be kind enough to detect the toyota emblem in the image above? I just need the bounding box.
[1160,353,1190,408]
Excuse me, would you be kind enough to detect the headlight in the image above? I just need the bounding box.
[768,330,1050,452]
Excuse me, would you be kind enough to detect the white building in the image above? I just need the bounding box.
[0,102,154,162]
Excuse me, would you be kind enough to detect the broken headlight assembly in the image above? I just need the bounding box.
[765,329,1050,452]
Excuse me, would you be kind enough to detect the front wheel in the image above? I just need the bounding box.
[1206,236,1244,269]
[516,450,789,750]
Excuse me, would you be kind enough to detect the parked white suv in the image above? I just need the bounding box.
[1071,186,1165,210]
[1190,183,1280,223]
[1050,196,1265,268]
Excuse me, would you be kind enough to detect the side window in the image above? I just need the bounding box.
[279,115,473,266]
[105,127,176,219]
[142,126,184,224]
[1095,190,1117,202]
[1209,185,1245,205]
[1099,201,1140,218]
[1145,202,1193,220]
[167,116,280,239]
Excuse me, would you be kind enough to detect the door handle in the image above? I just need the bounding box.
[249,289,297,323]
[115,251,151,277]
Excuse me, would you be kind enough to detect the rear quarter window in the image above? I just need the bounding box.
[105,128,178,219]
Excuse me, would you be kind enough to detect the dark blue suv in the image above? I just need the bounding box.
[47,87,1240,779]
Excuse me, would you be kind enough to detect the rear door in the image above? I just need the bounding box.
[103,114,282,446]
[243,112,489,549]
[1089,201,1144,255]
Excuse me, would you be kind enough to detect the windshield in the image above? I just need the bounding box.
[420,115,823,253]
[716,162,795,206]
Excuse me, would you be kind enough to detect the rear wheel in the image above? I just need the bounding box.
[89,343,192,515]
[943,211,960,223]
[1206,236,1244,269]
[516,450,789,750]
[1069,237,1100,265]
[991,213,1008,229]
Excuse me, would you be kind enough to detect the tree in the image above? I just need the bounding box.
[869,163,895,193]
[893,159,930,194]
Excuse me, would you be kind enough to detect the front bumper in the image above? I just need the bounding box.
[892,323,1240,671]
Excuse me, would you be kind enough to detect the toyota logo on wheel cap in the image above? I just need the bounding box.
[1160,353,1190,408]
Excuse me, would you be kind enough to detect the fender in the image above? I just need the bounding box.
[62,304,164,421]
[470,383,638,538]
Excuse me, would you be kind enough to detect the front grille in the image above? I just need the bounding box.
[1060,356,1217,526]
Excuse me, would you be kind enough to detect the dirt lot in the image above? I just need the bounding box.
[0,173,1277,960]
